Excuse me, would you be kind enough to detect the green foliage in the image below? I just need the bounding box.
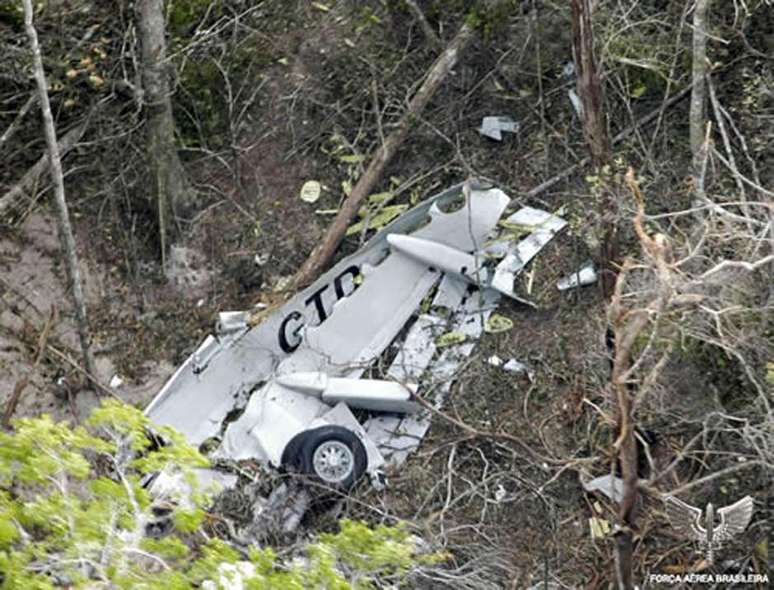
[0,1,22,27]
[0,403,439,588]
[167,0,222,37]
[0,401,211,588]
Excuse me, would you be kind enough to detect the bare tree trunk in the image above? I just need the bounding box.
[570,0,617,299]
[291,21,476,289]
[21,0,97,381]
[136,0,191,264]
[571,0,610,169]
[690,0,711,196]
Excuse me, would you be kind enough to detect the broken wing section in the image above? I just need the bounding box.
[144,184,508,455]
[215,187,510,472]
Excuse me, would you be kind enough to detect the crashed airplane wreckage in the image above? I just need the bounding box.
[145,181,566,492]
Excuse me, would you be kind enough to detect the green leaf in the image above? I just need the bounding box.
[0,517,19,548]
[300,180,322,203]
[338,154,365,164]
[484,314,513,334]
[436,331,467,348]
[346,204,408,236]
[173,507,205,533]
[630,80,647,98]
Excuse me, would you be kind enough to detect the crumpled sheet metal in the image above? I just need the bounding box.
[364,279,500,467]
[582,474,624,503]
[145,183,508,451]
[144,182,567,486]
[557,261,597,290]
[490,207,567,296]
[478,116,520,141]
[213,187,508,469]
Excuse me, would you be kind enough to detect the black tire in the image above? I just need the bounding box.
[297,425,367,490]
[281,431,310,472]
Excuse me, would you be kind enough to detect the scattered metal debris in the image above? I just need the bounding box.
[478,116,520,141]
[490,207,567,300]
[582,474,624,503]
[144,181,566,518]
[568,88,583,119]
[557,261,597,290]
[487,355,534,381]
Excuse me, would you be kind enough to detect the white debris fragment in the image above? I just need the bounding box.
[487,354,504,367]
[109,374,124,388]
[478,116,520,141]
[216,311,250,336]
[503,359,534,381]
[490,207,567,298]
[487,355,534,381]
[557,261,597,290]
[300,180,322,203]
[568,88,583,118]
[494,484,507,502]
[583,474,624,503]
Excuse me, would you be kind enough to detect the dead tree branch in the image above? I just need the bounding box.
[291,20,476,289]
[690,0,711,197]
[0,121,87,218]
[570,0,617,298]
[607,169,677,589]
[2,307,55,429]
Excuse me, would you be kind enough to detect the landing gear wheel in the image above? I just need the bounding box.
[297,426,367,490]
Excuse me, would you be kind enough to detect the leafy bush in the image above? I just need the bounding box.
[0,401,436,588]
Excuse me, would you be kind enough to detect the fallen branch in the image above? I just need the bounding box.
[291,20,476,289]
[2,307,55,429]
[0,120,88,217]
[0,94,37,152]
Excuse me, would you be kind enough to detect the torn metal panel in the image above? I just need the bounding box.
[388,233,536,307]
[145,183,503,446]
[478,116,520,141]
[365,281,501,467]
[582,474,624,503]
[144,183,566,494]
[490,207,567,296]
[557,261,597,290]
[387,314,444,383]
